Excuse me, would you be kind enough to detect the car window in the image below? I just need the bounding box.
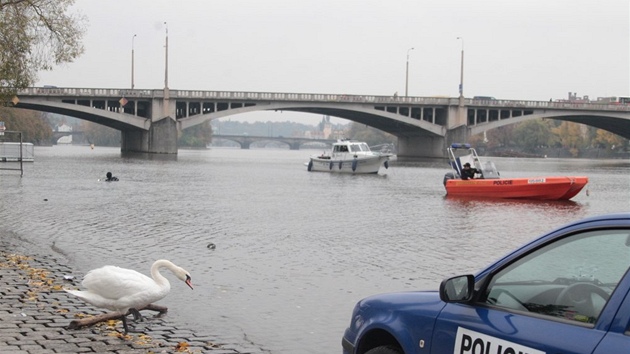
[481,229,630,324]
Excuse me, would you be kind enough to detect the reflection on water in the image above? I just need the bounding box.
[0,145,628,354]
[120,151,179,161]
[444,195,583,210]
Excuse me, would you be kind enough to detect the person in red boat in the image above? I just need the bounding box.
[461,162,479,180]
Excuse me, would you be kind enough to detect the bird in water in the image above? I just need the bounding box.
[64,259,193,333]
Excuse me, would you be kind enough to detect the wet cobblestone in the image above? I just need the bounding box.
[0,238,268,353]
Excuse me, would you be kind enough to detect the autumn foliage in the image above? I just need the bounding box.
[0,107,52,144]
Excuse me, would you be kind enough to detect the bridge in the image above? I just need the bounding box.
[212,134,335,150]
[10,87,630,158]
[51,130,85,144]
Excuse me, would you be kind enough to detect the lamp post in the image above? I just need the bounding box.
[164,22,169,90]
[162,22,170,118]
[405,47,414,97]
[131,34,136,89]
[457,37,464,100]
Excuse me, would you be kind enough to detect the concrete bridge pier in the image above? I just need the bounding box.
[397,126,470,159]
[397,136,445,158]
[121,95,179,154]
[120,129,147,152]
[396,105,471,159]
[121,117,178,154]
[444,105,471,150]
[445,125,470,149]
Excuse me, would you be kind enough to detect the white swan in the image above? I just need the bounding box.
[65,259,193,333]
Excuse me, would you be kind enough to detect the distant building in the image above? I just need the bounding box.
[304,115,335,139]
[56,124,73,132]
[321,116,332,139]
[557,92,590,103]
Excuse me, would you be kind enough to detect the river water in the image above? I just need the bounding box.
[0,145,628,353]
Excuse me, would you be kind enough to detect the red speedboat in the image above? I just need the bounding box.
[443,144,588,200]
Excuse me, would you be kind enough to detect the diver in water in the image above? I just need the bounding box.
[105,172,119,182]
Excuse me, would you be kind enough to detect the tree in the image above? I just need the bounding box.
[0,0,86,103]
[80,120,120,146]
[512,119,554,152]
[593,129,626,150]
[0,107,52,143]
[551,121,586,157]
[179,121,213,148]
[485,125,515,149]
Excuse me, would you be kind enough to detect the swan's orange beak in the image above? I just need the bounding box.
[185,275,194,290]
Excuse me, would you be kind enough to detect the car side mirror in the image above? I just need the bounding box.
[439,274,475,303]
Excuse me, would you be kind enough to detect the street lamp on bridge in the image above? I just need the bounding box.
[164,22,169,90]
[405,47,414,97]
[457,37,464,101]
[131,34,136,89]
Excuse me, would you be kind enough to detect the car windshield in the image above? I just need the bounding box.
[493,230,629,285]
[482,229,630,324]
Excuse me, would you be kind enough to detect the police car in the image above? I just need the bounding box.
[342,213,630,354]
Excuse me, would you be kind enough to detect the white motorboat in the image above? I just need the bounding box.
[306,140,393,174]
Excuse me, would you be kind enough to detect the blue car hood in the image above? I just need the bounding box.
[359,290,444,312]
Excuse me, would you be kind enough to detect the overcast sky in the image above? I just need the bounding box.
[36,0,630,124]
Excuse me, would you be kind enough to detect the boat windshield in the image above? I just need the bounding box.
[350,144,362,152]
[336,142,371,153]
[480,160,500,179]
[447,144,501,179]
[334,145,349,153]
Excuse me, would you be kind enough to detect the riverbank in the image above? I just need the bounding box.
[0,236,267,354]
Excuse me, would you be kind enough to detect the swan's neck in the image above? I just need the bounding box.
[151,259,178,288]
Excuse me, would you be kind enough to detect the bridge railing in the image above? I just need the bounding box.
[16,87,630,111]
[17,87,459,104]
[161,90,459,105]
[468,98,630,111]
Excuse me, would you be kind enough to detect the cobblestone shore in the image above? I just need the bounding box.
[0,237,267,354]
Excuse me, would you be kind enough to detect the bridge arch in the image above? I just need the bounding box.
[15,97,150,131]
[470,111,630,140]
[212,135,335,150]
[178,102,446,138]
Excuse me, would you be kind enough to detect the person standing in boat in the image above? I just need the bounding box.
[461,163,479,180]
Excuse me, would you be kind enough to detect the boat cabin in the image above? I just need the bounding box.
[332,140,371,155]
